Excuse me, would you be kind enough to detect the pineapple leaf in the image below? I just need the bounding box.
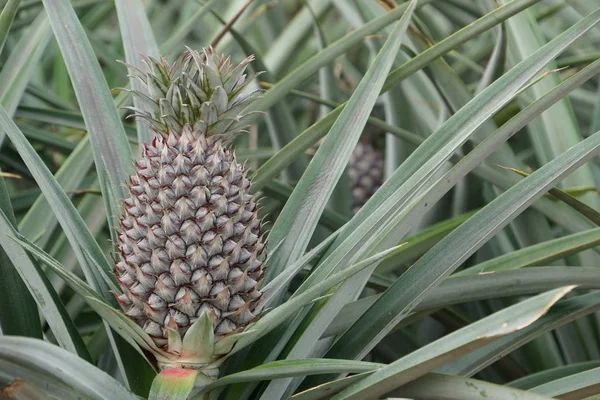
[329,119,600,362]
[250,0,549,192]
[0,11,50,146]
[0,210,91,361]
[439,291,600,377]
[0,210,41,339]
[287,16,600,380]
[17,137,94,249]
[12,232,167,361]
[247,0,421,116]
[221,243,405,362]
[501,166,600,226]
[333,287,573,399]
[0,104,114,298]
[510,361,600,390]
[475,1,507,93]
[115,0,160,147]
[0,0,21,56]
[458,227,600,276]
[531,364,600,398]
[264,0,417,285]
[159,0,219,54]
[260,230,338,310]
[0,336,138,400]
[195,359,384,397]
[263,0,331,76]
[290,373,373,400]
[387,373,555,400]
[325,267,600,338]
[41,0,134,199]
[181,311,215,362]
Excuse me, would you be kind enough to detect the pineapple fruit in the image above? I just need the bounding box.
[310,139,384,214]
[114,47,266,371]
[348,141,384,214]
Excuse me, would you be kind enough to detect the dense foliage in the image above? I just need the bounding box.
[0,0,600,399]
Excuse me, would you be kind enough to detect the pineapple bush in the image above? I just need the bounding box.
[0,0,600,399]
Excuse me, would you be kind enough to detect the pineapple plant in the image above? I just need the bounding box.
[115,48,267,371]
[1,1,600,400]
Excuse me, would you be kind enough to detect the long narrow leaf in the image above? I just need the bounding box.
[115,0,159,147]
[0,0,21,56]
[42,0,133,198]
[264,0,416,283]
[0,210,90,361]
[333,287,572,399]
[0,337,138,400]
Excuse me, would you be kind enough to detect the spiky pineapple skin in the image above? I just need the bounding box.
[348,142,384,214]
[114,47,268,353]
[115,125,265,347]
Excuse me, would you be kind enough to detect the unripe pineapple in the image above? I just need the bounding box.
[114,47,266,370]
[310,139,384,215]
[348,141,384,214]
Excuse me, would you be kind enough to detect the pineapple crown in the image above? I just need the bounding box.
[125,46,261,142]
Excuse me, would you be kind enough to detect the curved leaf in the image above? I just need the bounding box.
[332,287,572,399]
[0,336,138,400]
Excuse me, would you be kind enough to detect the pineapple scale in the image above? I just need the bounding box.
[115,126,265,347]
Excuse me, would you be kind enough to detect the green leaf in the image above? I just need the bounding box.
[503,166,600,226]
[260,231,338,309]
[263,0,332,77]
[322,11,600,363]
[196,359,383,397]
[0,105,113,298]
[256,28,600,398]
[264,0,417,285]
[115,0,159,147]
[389,373,555,400]
[0,336,138,400]
[0,209,90,361]
[504,2,597,194]
[325,267,600,338]
[376,209,478,274]
[159,0,218,53]
[248,0,423,115]
[510,361,600,390]
[42,0,133,200]
[290,373,373,400]
[438,291,600,377]
[14,233,168,361]
[250,0,546,194]
[457,227,600,276]
[332,287,573,399]
[18,137,94,249]
[532,365,600,399]
[383,0,542,92]
[474,2,507,93]
[0,11,50,145]
[0,222,41,338]
[0,0,21,56]
[221,244,405,364]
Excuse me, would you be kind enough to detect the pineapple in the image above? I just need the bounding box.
[348,141,384,214]
[310,139,384,214]
[114,47,266,371]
